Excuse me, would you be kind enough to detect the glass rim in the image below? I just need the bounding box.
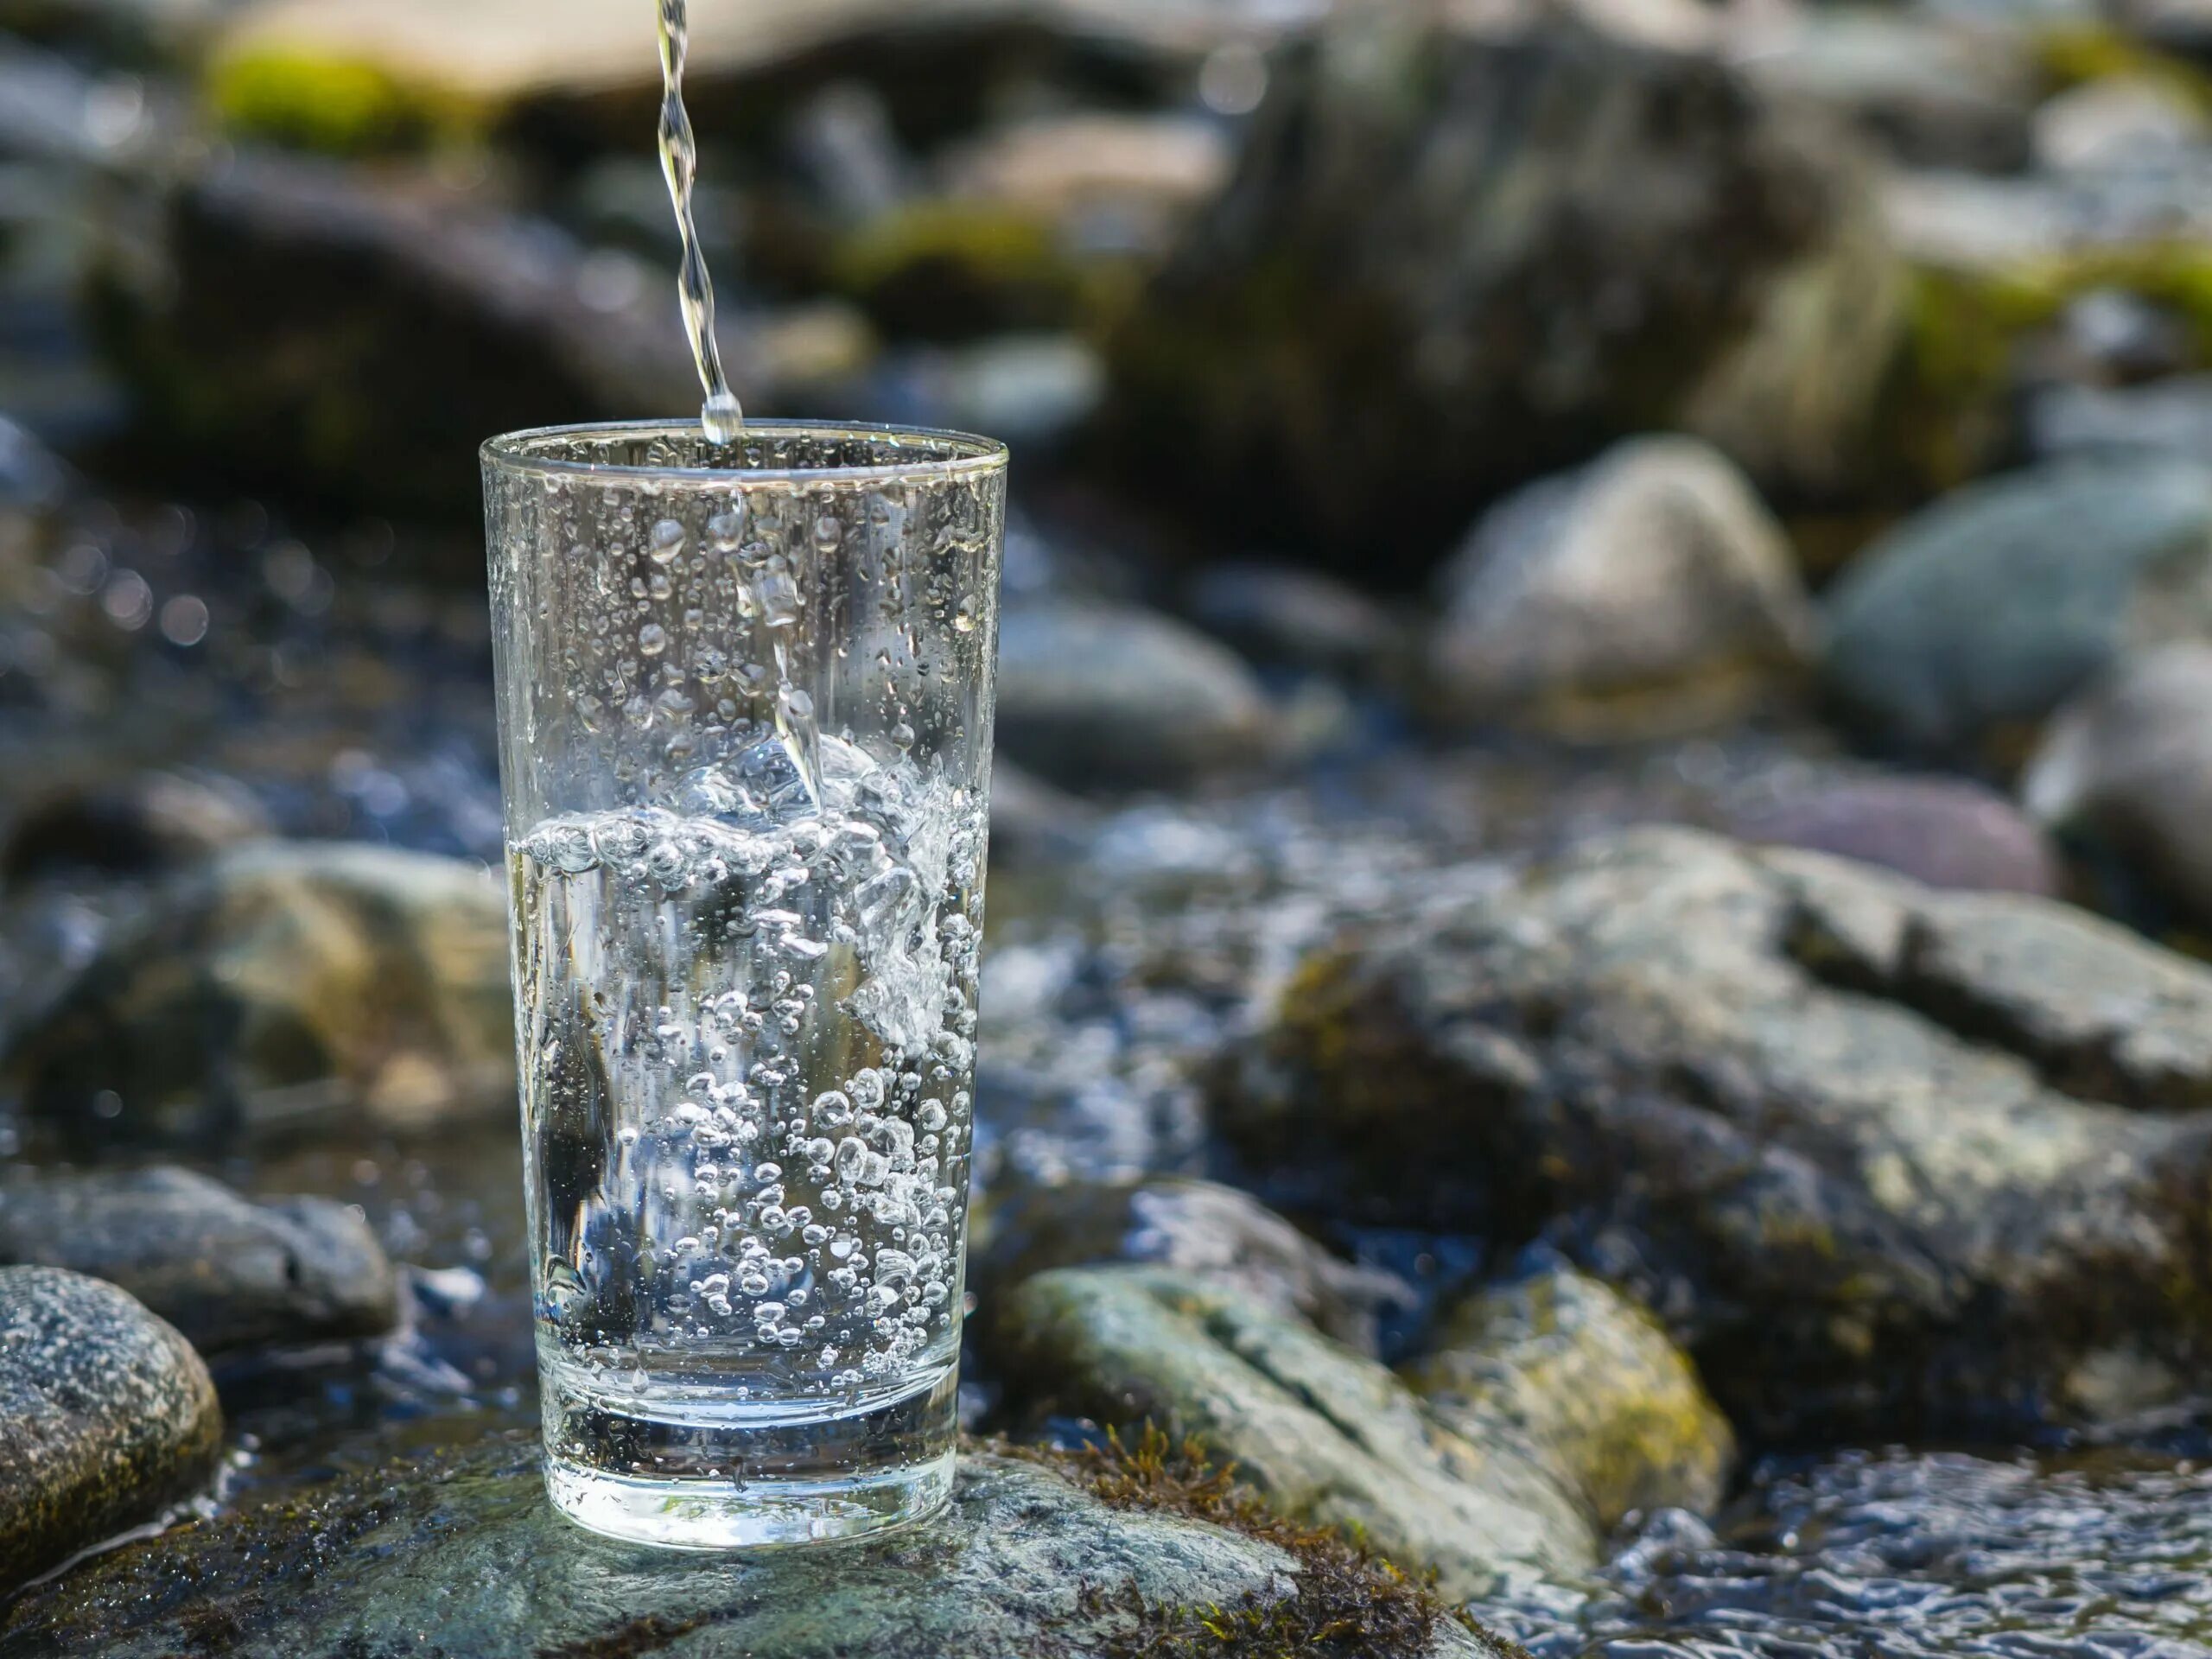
[481,418,1008,487]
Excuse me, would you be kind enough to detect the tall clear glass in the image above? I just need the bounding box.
[481,422,1006,1548]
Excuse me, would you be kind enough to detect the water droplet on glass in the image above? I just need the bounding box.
[639,622,668,656]
[650,518,686,564]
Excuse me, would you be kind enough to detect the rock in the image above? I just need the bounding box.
[1428,436,1813,738]
[993,1262,1729,1598]
[1104,10,1905,569]
[1724,772,2061,895]
[938,113,1232,255]
[6,841,514,1149]
[94,148,866,520]
[3,770,270,883]
[2027,373,2212,464]
[985,760,1098,869]
[0,1433,1498,1658]
[861,334,1105,449]
[1734,11,2036,171]
[1820,455,2212,759]
[1222,825,2212,1437]
[2032,74,2209,174]
[975,1175,1413,1355]
[1186,562,1400,680]
[0,1266,220,1592]
[0,1167,397,1355]
[2024,641,2212,919]
[1401,1262,1735,1535]
[995,601,1279,788]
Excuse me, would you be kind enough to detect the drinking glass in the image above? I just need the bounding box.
[482,421,1006,1547]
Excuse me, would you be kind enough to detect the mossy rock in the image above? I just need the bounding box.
[0,1433,1505,1657]
[206,46,490,154]
[830,200,1130,342]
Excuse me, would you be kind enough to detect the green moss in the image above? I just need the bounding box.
[1015,1427,1516,1659]
[207,48,488,154]
[2033,24,2212,110]
[829,200,1135,340]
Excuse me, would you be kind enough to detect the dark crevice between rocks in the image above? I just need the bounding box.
[1007,1427,1520,1659]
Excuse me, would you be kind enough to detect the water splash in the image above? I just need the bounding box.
[655,0,742,442]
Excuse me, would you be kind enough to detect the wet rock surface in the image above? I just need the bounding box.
[7,841,514,1149]
[1724,772,2061,896]
[0,1166,397,1355]
[0,1433,1497,1658]
[1225,826,2212,1438]
[0,1265,221,1592]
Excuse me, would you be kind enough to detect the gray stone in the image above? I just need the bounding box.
[1104,10,1904,568]
[0,1266,220,1592]
[2,769,270,882]
[1736,10,2037,171]
[0,1434,1499,1657]
[1223,825,2212,1437]
[2027,373,2212,465]
[992,1262,1731,1599]
[6,841,514,1149]
[2024,641,2212,921]
[0,1167,397,1355]
[1430,436,1813,738]
[2032,74,2209,174]
[1820,455,2212,757]
[1187,561,1401,679]
[985,760,1098,869]
[975,1174,1413,1355]
[995,601,1279,788]
[1724,772,2060,895]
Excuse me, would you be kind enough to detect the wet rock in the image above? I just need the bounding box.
[1402,1262,1734,1535]
[976,1175,1412,1356]
[94,148,865,520]
[1429,436,1812,739]
[995,601,1278,788]
[1105,10,1904,569]
[1821,455,2212,759]
[1186,562,1400,680]
[1736,11,2036,171]
[0,1433,1497,1658]
[2027,373,2212,464]
[1725,772,2061,896]
[1222,825,2212,1437]
[2024,641,2212,920]
[0,1167,397,1355]
[994,1262,1728,1599]
[2,770,270,884]
[0,1266,220,1592]
[994,1266,1588,1597]
[7,841,513,1149]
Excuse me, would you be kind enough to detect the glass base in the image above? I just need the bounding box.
[538,1352,959,1548]
[544,1447,955,1548]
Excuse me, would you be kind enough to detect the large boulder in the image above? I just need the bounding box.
[6,842,515,1149]
[2024,641,2212,922]
[1103,9,1905,570]
[1223,825,2212,1437]
[990,1262,1731,1599]
[1821,456,2212,760]
[0,1267,221,1592]
[1429,436,1812,738]
[0,1433,1500,1658]
[0,1166,398,1355]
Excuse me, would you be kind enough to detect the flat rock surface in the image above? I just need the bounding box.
[0,1436,1496,1657]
